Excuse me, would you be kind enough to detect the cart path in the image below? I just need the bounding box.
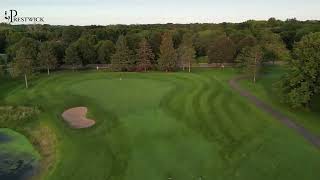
[229,76,320,149]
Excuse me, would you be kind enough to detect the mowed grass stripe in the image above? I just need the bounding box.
[1,69,320,180]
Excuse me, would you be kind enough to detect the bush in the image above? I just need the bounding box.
[0,106,40,129]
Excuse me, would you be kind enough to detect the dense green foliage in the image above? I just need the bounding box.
[0,19,318,73]
[136,38,154,71]
[158,32,177,71]
[0,106,39,129]
[38,42,58,75]
[96,40,115,64]
[236,46,263,83]
[177,33,196,72]
[111,35,134,71]
[0,69,319,180]
[208,35,236,63]
[12,47,34,88]
[277,32,320,108]
[240,65,320,136]
[64,43,81,69]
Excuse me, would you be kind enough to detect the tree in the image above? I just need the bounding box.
[208,36,236,64]
[96,40,115,64]
[137,38,154,72]
[158,32,177,72]
[38,42,58,75]
[62,26,82,43]
[12,47,34,88]
[277,32,320,108]
[49,41,66,66]
[7,37,39,63]
[0,31,6,53]
[0,56,5,76]
[76,36,97,65]
[258,31,290,63]
[111,35,133,71]
[236,46,263,83]
[178,33,196,72]
[148,31,162,61]
[194,30,225,57]
[64,43,81,71]
[236,35,257,54]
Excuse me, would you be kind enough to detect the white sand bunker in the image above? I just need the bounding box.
[62,107,95,129]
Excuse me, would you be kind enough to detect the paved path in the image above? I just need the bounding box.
[229,76,320,149]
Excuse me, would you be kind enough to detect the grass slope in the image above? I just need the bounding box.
[0,68,319,180]
[239,65,320,136]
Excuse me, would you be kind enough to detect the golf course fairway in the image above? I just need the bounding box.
[0,68,319,180]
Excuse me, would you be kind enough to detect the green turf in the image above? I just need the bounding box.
[0,68,320,180]
[239,65,320,136]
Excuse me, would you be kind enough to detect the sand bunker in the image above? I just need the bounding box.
[62,107,95,129]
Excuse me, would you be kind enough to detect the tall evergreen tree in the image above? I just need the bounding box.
[111,35,133,71]
[38,42,57,75]
[158,32,177,72]
[137,38,154,72]
[178,33,196,72]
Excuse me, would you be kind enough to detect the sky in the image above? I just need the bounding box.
[0,0,319,25]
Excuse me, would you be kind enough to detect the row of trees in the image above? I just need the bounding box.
[1,31,197,88]
[0,20,318,109]
[2,18,315,63]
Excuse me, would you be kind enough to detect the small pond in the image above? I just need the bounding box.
[0,129,40,180]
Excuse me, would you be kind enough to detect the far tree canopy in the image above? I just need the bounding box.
[208,35,236,64]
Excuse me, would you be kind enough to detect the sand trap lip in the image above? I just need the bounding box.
[62,107,95,129]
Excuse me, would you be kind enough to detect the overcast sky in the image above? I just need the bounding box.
[1,0,319,25]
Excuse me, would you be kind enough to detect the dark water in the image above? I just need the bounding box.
[0,134,39,180]
[0,132,11,143]
[0,159,35,180]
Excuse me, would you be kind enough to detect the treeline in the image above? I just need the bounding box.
[0,18,319,71]
[0,19,319,109]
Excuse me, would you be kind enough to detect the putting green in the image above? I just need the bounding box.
[1,69,320,180]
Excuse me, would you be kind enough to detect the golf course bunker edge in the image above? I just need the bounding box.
[62,107,96,129]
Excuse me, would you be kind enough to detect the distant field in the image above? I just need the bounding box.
[0,68,319,180]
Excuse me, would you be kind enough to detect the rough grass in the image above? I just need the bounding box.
[0,106,40,129]
[239,65,320,136]
[0,69,320,180]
